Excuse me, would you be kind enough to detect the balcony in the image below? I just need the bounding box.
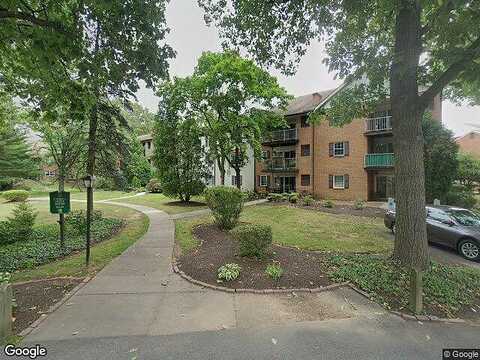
[263,128,298,145]
[365,116,392,134]
[264,158,297,172]
[364,153,394,168]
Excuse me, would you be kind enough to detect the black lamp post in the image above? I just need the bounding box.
[82,175,96,266]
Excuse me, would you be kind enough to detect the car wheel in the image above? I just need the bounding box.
[458,239,480,261]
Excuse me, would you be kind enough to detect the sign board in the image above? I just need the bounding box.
[49,192,71,214]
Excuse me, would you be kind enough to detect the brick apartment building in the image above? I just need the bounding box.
[456,131,480,159]
[255,88,442,201]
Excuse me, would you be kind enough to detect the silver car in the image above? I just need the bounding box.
[384,205,480,261]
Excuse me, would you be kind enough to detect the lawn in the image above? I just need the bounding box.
[175,204,393,254]
[70,190,134,201]
[117,193,207,214]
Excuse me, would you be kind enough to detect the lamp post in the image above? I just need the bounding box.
[82,175,96,266]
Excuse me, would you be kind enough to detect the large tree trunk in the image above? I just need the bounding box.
[234,167,241,190]
[58,171,65,251]
[391,0,429,271]
[217,157,225,185]
[85,104,98,266]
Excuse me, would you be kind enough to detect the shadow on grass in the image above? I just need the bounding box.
[164,201,206,208]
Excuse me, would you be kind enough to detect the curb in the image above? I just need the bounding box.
[172,260,350,295]
[348,284,471,325]
[18,276,92,338]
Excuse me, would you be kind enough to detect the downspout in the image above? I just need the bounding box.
[311,122,315,197]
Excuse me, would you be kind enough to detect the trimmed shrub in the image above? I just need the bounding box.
[288,192,299,203]
[65,210,104,235]
[267,193,283,202]
[323,200,334,208]
[302,195,314,206]
[444,185,477,209]
[217,263,241,281]
[8,202,37,242]
[2,190,29,202]
[96,177,117,191]
[146,178,162,193]
[204,186,244,230]
[231,224,272,258]
[242,190,266,201]
[354,199,365,210]
[281,193,289,201]
[265,263,284,280]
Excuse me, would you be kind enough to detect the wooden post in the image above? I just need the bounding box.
[0,284,12,342]
[409,268,423,314]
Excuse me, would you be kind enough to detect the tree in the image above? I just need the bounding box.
[457,153,480,190]
[190,51,290,189]
[0,93,38,182]
[154,79,209,202]
[117,101,156,136]
[199,0,480,312]
[122,136,152,188]
[422,114,459,203]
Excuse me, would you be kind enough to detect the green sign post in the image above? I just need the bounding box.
[49,192,71,214]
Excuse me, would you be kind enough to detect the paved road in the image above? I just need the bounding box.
[8,201,478,359]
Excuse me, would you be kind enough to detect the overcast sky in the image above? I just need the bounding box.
[136,0,480,137]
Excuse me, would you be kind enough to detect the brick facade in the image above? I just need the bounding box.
[456,132,480,159]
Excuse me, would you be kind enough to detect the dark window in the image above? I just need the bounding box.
[284,150,296,159]
[232,175,243,186]
[147,141,151,149]
[301,175,310,186]
[301,144,310,156]
[301,115,310,128]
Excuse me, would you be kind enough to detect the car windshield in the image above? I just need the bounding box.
[447,210,480,226]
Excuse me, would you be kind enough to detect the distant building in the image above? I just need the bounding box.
[456,131,480,158]
[138,134,154,165]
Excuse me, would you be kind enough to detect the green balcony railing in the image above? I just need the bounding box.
[364,153,394,168]
[264,158,297,172]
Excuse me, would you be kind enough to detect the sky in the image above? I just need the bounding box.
[136,0,480,137]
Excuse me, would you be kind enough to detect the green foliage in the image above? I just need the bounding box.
[323,200,334,208]
[288,192,299,204]
[117,100,156,136]
[95,177,117,191]
[0,272,10,285]
[2,190,29,202]
[8,202,37,242]
[302,195,315,206]
[267,193,283,202]
[457,153,480,190]
[217,263,241,282]
[242,190,266,201]
[65,210,104,235]
[0,218,123,273]
[354,199,365,210]
[265,263,284,280]
[154,87,208,202]
[205,186,244,230]
[422,114,459,203]
[122,136,152,188]
[231,224,272,258]
[444,185,477,209]
[146,178,162,193]
[328,255,480,317]
[280,193,289,201]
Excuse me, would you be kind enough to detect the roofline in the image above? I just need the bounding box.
[312,82,348,113]
[455,131,480,141]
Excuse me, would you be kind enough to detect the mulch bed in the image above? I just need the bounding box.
[12,278,83,333]
[177,224,335,290]
[291,203,385,218]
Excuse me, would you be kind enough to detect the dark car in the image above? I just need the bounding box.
[384,205,480,261]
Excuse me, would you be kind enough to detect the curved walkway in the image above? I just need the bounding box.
[21,201,479,360]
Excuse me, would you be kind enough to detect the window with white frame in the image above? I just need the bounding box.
[333,142,345,156]
[231,175,243,186]
[260,175,268,186]
[333,175,345,189]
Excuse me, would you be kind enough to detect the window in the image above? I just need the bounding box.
[301,115,310,128]
[329,141,349,157]
[329,174,349,189]
[260,175,268,187]
[428,208,452,223]
[301,144,310,156]
[301,175,310,186]
[261,150,270,160]
[147,141,151,149]
[231,175,243,186]
[44,170,56,177]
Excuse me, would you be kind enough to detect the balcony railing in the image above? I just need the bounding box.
[365,116,392,133]
[264,128,298,143]
[364,153,394,168]
[265,158,297,172]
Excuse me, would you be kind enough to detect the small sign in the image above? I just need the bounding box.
[49,192,71,214]
[433,198,441,206]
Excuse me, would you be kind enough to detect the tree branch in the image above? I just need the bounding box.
[0,9,67,34]
[419,36,480,108]
[421,0,456,36]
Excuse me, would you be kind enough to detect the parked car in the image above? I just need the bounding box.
[384,205,480,261]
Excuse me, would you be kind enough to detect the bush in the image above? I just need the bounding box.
[354,199,365,210]
[281,193,289,201]
[231,224,272,258]
[95,177,117,191]
[267,193,283,202]
[2,190,29,202]
[242,190,266,202]
[444,185,477,209]
[8,202,37,242]
[302,195,314,206]
[65,210,104,235]
[217,263,241,282]
[288,192,299,204]
[265,263,283,280]
[323,200,334,208]
[0,272,10,285]
[205,186,244,230]
[146,178,162,193]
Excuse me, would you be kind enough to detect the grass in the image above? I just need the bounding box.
[175,204,393,254]
[328,254,480,317]
[11,211,149,283]
[70,190,134,201]
[117,193,207,214]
